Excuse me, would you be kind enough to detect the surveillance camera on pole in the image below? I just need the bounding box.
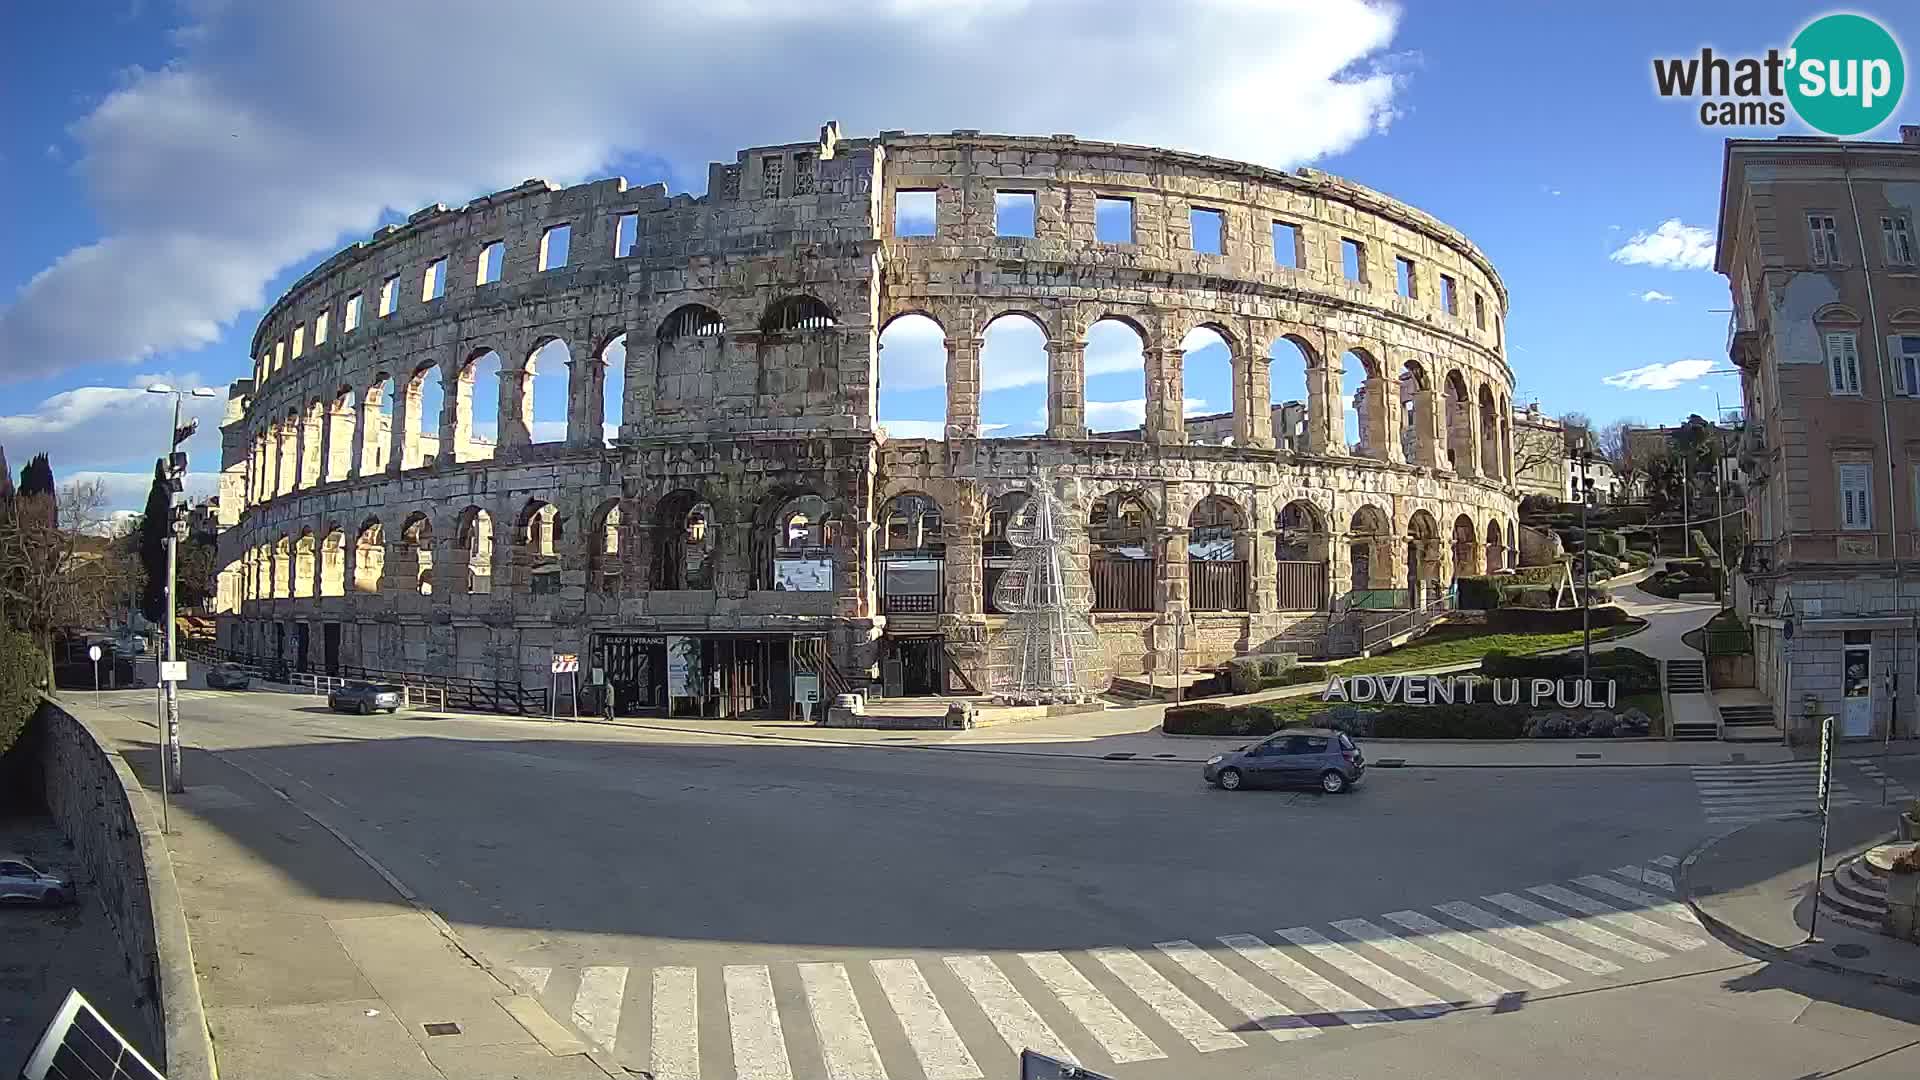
[159,412,197,795]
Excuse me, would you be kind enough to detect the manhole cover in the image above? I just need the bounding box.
[1832,943,1870,959]
[1576,753,1602,760]
[424,1022,461,1036]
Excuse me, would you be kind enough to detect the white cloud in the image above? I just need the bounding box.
[879,419,946,440]
[0,0,1405,382]
[1084,397,1209,429]
[1602,358,1717,391]
[0,376,229,510]
[1609,219,1716,271]
[878,314,947,391]
[1639,290,1674,303]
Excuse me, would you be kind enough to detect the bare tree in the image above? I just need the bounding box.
[0,478,133,689]
[1559,411,1593,454]
[1596,418,1633,466]
[1511,419,1567,490]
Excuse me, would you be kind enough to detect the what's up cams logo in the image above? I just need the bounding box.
[1653,12,1905,135]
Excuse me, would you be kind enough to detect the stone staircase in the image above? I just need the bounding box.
[1819,848,1897,931]
[1718,702,1780,743]
[1666,658,1718,741]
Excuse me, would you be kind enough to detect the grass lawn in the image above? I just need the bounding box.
[1325,621,1643,678]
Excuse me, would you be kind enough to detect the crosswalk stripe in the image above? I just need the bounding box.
[512,965,551,995]
[1571,876,1709,937]
[1088,948,1244,1053]
[1529,884,1707,952]
[1482,892,1668,963]
[572,966,628,1053]
[726,965,795,1080]
[871,959,982,1080]
[1216,933,1387,1029]
[1272,927,1450,1018]
[1613,865,1677,893]
[1380,910,1567,990]
[1434,901,1619,976]
[1693,763,1820,774]
[1020,952,1165,1063]
[1330,917,1508,1002]
[1651,855,1679,868]
[1156,939,1318,1042]
[652,967,699,1080]
[798,963,887,1080]
[945,955,1075,1063]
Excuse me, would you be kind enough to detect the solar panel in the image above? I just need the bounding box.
[16,990,166,1080]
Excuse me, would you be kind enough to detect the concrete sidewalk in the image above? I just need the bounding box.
[1683,805,1920,992]
[68,699,610,1080]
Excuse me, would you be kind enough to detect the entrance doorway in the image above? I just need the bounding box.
[885,637,945,697]
[597,634,666,717]
[323,622,342,675]
[1842,630,1873,736]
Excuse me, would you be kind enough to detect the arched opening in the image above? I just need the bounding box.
[1187,495,1248,611]
[1444,371,1475,476]
[877,492,945,614]
[300,400,326,488]
[272,536,292,599]
[1398,359,1436,466]
[401,362,444,470]
[1179,326,1233,445]
[599,334,626,446]
[1452,514,1482,580]
[1348,505,1391,601]
[755,296,842,411]
[1343,349,1387,458]
[326,388,356,483]
[277,410,299,494]
[1275,500,1330,610]
[528,339,571,445]
[458,507,494,594]
[1478,384,1501,478]
[456,349,501,462]
[765,493,835,592]
[761,295,837,333]
[1406,509,1443,605]
[654,304,726,412]
[877,313,948,440]
[402,512,433,595]
[589,499,625,594]
[361,376,392,476]
[292,529,316,598]
[516,500,561,593]
[320,528,346,596]
[1499,393,1513,482]
[982,491,1031,614]
[1487,519,1508,573]
[1084,318,1148,438]
[353,519,385,593]
[651,490,714,591]
[1089,490,1155,612]
[1268,336,1315,452]
[980,313,1048,438]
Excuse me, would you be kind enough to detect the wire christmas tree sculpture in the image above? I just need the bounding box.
[986,474,1107,704]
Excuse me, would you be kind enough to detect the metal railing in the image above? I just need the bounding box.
[178,644,548,715]
[1274,559,1328,611]
[1352,591,1455,654]
[1092,558,1155,613]
[1187,560,1248,612]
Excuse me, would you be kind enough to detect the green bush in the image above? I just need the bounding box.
[1597,532,1627,557]
[1690,530,1718,563]
[1624,550,1653,569]
[1484,605,1630,633]
[1228,652,1300,694]
[0,631,41,784]
[1481,646,1662,694]
[1164,702,1287,737]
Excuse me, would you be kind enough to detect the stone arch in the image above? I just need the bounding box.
[1405,508,1444,602]
[325,386,356,483]
[877,312,948,441]
[1089,488,1155,612]
[588,498,625,595]
[457,506,494,594]
[1267,333,1319,452]
[1179,325,1235,446]
[1486,517,1507,573]
[456,347,503,462]
[401,511,433,595]
[319,526,346,597]
[271,534,293,599]
[353,518,385,593]
[758,489,837,593]
[1342,346,1390,459]
[878,491,945,554]
[1187,493,1249,612]
[525,337,571,446]
[654,304,727,413]
[877,491,945,618]
[515,498,562,593]
[982,490,1032,614]
[1085,317,1148,439]
[1478,383,1501,479]
[980,311,1051,438]
[651,488,714,591]
[1444,369,1475,476]
[1397,356,1439,467]
[400,360,445,470]
[293,528,316,598]
[299,400,326,488]
[361,374,393,476]
[1274,498,1331,610]
[1451,513,1482,579]
[1347,503,1392,594]
[595,333,626,447]
[760,294,838,333]
[1498,392,1513,482]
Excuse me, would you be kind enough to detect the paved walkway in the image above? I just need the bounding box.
[65,696,611,1080]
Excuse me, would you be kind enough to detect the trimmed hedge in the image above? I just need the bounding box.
[1164,702,1284,737]
[1483,605,1630,633]
[1481,646,1662,693]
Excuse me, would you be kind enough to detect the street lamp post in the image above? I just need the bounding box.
[146,384,217,795]
[1580,436,1592,683]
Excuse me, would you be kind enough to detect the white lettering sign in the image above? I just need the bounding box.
[1319,675,1619,708]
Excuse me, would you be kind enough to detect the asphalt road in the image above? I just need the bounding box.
[90,678,1920,1079]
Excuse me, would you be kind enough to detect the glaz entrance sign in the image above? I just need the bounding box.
[1322,675,1618,709]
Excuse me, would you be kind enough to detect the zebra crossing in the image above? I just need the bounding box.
[508,855,1710,1078]
[1692,760,1913,824]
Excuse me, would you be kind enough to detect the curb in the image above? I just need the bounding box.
[1678,825,1920,996]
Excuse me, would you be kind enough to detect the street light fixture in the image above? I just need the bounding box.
[145,384,218,797]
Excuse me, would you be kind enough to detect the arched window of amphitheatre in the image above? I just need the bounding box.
[293,529,316,598]
[402,512,433,595]
[402,362,444,470]
[1406,509,1443,604]
[326,387,356,483]
[1487,519,1508,573]
[517,500,562,594]
[353,519,385,593]
[1179,326,1233,445]
[458,507,493,594]
[877,493,944,618]
[589,500,624,595]
[363,375,393,475]
[761,295,836,333]
[599,334,626,447]
[1342,349,1385,459]
[1275,500,1330,611]
[1444,370,1475,476]
[1084,318,1147,439]
[1268,336,1316,453]
[876,313,947,441]
[1452,514,1482,579]
[1478,384,1502,479]
[1348,505,1391,598]
[320,528,346,597]
[982,491,1030,614]
[457,349,502,463]
[651,490,713,591]
[767,493,834,593]
[1089,491,1154,613]
[527,339,571,445]
[979,313,1047,438]
[272,536,292,600]
[1187,495,1248,612]
[1397,358,1435,468]
[654,305,726,412]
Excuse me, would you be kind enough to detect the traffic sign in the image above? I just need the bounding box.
[88,644,102,662]
[1817,713,1836,812]
[551,654,579,674]
[158,661,187,683]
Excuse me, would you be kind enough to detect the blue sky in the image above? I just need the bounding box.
[1,1,1913,512]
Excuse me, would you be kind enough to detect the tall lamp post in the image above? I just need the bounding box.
[1579,435,1592,683]
[146,384,218,795]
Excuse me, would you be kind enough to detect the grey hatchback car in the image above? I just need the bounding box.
[1203,728,1365,793]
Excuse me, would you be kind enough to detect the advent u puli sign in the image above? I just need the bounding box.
[1321,675,1618,709]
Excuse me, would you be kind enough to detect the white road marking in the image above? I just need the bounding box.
[1020,952,1165,1063]
[1380,910,1567,990]
[512,965,551,995]
[1651,855,1680,868]
[798,963,887,1080]
[1273,926,1450,1018]
[1434,901,1620,976]
[1217,933,1388,1029]
[1529,884,1708,952]
[871,959,982,1080]
[1481,892,1668,963]
[945,955,1075,1063]
[1574,875,1706,931]
[1088,947,1244,1053]
[1155,939,1318,1042]
[651,967,699,1080]
[1331,917,1509,1002]
[726,965,795,1080]
[572,966,628,1053]
[1614,865,1677,893]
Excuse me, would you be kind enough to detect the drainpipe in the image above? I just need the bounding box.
[1844,151,1901,741]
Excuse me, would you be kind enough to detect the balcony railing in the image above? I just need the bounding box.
[1093,558,1156,613]
[1188,560,1249,612]
[1275,559,1329,611]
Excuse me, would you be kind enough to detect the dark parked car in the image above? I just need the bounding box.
[327,682,404,714]
[1202,728,1365,793]
[0,856,74,905]
[205,662,253,690]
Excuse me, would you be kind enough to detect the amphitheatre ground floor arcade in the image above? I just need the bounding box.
[214,443,1518,714]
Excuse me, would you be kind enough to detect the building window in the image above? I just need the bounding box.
[291,325,305,359]
[1898,335,1920,397]
[1840,461,1872,530]
[1809,213,1841,265]
[792,152,815,196]
[1190,208,1224,255]
[1095,197,1134,243]
[477,241,504,285]
[1884,215,1915,266]
[539,225,570,271]
[1394,256,1417,299]
[379,276,399,317]
[1440,274,1458,315]
[1474,292,1487,330]
[614,213,639,258]
[1341,238,1366,283]
[995,191,1036,237]
[1826,332,1862,395]
[761,155,784,199]
[1272,221,1301,268]
[314,311,329,346]
[344,293,363,331]
[894,190,936,237]
[422,257,447,301]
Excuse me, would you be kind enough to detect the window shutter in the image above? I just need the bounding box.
[1840,462,1872,530]
[1810,216,1829,264]
[1894,335,1912,396]
[1844,336,1861,394]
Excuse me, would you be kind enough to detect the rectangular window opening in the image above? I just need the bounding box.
[1809,213,1841,265]
[1190,207,1224,255]
[314,311,329,346]
[1898,335,1920,397]
[1272,221,1300,268]
[894,190,937,237]
[379,276,399,317]
[423,257,447,301]
[1883,215,1914,266]
[1474,292,1487,330]
[996,191,1036,238]
[539,224,571,271]
[1440,274,1458,315]
[614,213,639,258]
[1827,332,1862,395]
[1095,196,1134,244]
[291,325,305,359]
[1840,461,1872,531]
[1394,256,1417,299]
[1341,238,1366,283]
[477,241,504,285]
[344,293,363,331]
